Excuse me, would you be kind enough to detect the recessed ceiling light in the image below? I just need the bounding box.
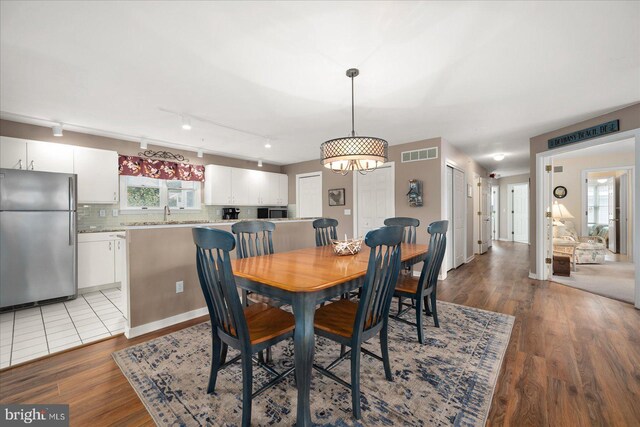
[258,160,263,167]
[181,115,192,130]
[265,143,272,148]
[52,124,63,137]
[493,153,505,161]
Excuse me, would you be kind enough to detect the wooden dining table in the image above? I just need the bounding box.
[230,243,428,426]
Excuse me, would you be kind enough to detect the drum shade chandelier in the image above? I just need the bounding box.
[320,68,388,175]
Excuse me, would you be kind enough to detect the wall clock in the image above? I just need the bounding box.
[553,185,567,199]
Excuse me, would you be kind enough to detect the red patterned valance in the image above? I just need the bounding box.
[118,155,205,182]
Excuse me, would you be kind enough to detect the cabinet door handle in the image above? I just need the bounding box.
[113,191,117,201]
[29,160,34,170]
[18,159,23,170]
[109,242,112,251]
[117,241,120,250]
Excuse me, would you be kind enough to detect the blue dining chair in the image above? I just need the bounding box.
[313,218,338,247]
[312,225,404,419]
[390,220,448,344]
[193,227,295,427]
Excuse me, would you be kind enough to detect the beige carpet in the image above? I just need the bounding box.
[552,261,635,303]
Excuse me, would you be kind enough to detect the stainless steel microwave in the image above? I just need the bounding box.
[257,208,288,219]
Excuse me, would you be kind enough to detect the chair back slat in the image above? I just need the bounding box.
[417,220,449,294]
[384,217,420,244]
[354,225,403,335]
[231,221,276,259]
[313,218,339,247]
[193,227,250,342]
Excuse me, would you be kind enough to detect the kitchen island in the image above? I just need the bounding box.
[121,218,317,337]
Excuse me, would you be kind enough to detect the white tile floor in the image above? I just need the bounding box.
[0,287,126,369]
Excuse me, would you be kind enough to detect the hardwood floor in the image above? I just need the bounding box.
[1,241,639,426]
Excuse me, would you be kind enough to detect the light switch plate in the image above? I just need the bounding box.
[344,209,351,215]
[112,209,119,217]
[176,281,184,293]
[98,209,106,217]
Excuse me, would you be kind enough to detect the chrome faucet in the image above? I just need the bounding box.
[164,205,171,222]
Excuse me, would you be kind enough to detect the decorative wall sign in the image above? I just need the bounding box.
[328,188,345,206]
[547,120,619,149]
[139,150,189,162]
[553,185,567,199]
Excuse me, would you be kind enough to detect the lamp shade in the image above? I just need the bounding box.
[552,202,574,219]
[320,136,388,173]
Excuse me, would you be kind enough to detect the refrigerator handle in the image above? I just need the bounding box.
[69,177,75,245]
[69,177,75,211]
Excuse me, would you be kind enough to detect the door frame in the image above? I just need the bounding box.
[507,182,529,243]
[352,162,395,239]
[535,127,640,309]
[492,184,500,242]
[580,166,634,256]
[295,171,323,219]
[442,162,467,275]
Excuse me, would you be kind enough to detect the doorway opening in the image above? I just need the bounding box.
[537,133,638,306]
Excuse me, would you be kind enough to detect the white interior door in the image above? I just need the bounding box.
[445,167,454,271]
[512,183,529,243]
[479,178,491,253]
[620,173,628,255]
[297,173,322,218]
[608,177,617,252]
[491,185,499,241]
[356,164,394,238]
[453,169,465,267]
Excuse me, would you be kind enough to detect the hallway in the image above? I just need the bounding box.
[0,241,639,426]
[440,241,640,426]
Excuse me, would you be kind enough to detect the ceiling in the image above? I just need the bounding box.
[1,2,639,176]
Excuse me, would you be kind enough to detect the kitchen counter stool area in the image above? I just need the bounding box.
[0,288,125,369]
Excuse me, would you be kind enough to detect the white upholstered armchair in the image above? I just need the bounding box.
[553,220,607,264]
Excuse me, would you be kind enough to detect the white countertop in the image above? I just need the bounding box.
[79,218,317,233]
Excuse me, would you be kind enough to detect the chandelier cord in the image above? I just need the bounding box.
[351,74,355,137]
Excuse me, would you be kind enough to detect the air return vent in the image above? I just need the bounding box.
[401,147,438,163]
[554,166,563,173]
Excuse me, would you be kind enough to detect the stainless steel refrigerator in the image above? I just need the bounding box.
[0,168,77,309]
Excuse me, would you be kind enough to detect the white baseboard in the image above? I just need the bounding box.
[528,272,538,280]
[466,255,475,263]
[125,307,208,339]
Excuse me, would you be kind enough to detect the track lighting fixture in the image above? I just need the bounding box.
[197,149,203,158]
[258,160,263,167]
[140,138,148,150]
[52,124,63,137]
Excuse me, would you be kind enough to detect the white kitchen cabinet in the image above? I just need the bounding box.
[205,164,289,206]
[0,137,73,173]
[78,240,115,289]
[73,146,119,203]
[0,137,28,169]
[277,174,289,205]
[78,233,128,292]
[26,140,74,173]
[204,165,232,205]
[231,168,251,205]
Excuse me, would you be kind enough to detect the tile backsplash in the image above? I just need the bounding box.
[77,204,279,230]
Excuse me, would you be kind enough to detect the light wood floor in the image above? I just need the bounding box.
[1,241,639,426]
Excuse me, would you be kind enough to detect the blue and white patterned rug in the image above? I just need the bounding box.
[113,301,514,426]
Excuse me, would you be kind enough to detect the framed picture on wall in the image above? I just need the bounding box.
[328,188,345,206]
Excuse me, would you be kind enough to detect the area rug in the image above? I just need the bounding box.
[113,302,514,426]
[552,261,635,303]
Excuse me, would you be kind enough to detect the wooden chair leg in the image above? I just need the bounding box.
[242,290,249,307]
[397,297,403,316]
[208,336,223,394]
[431,293,439,328]
[241,352,253,427]
[266,346,273,363]
[415,297,424,345]
[221,343,228,365]
[380,324,392,381]
[351,344,362,420]
[340,344,346,357]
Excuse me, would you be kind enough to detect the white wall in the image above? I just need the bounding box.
[496,173,530,240]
